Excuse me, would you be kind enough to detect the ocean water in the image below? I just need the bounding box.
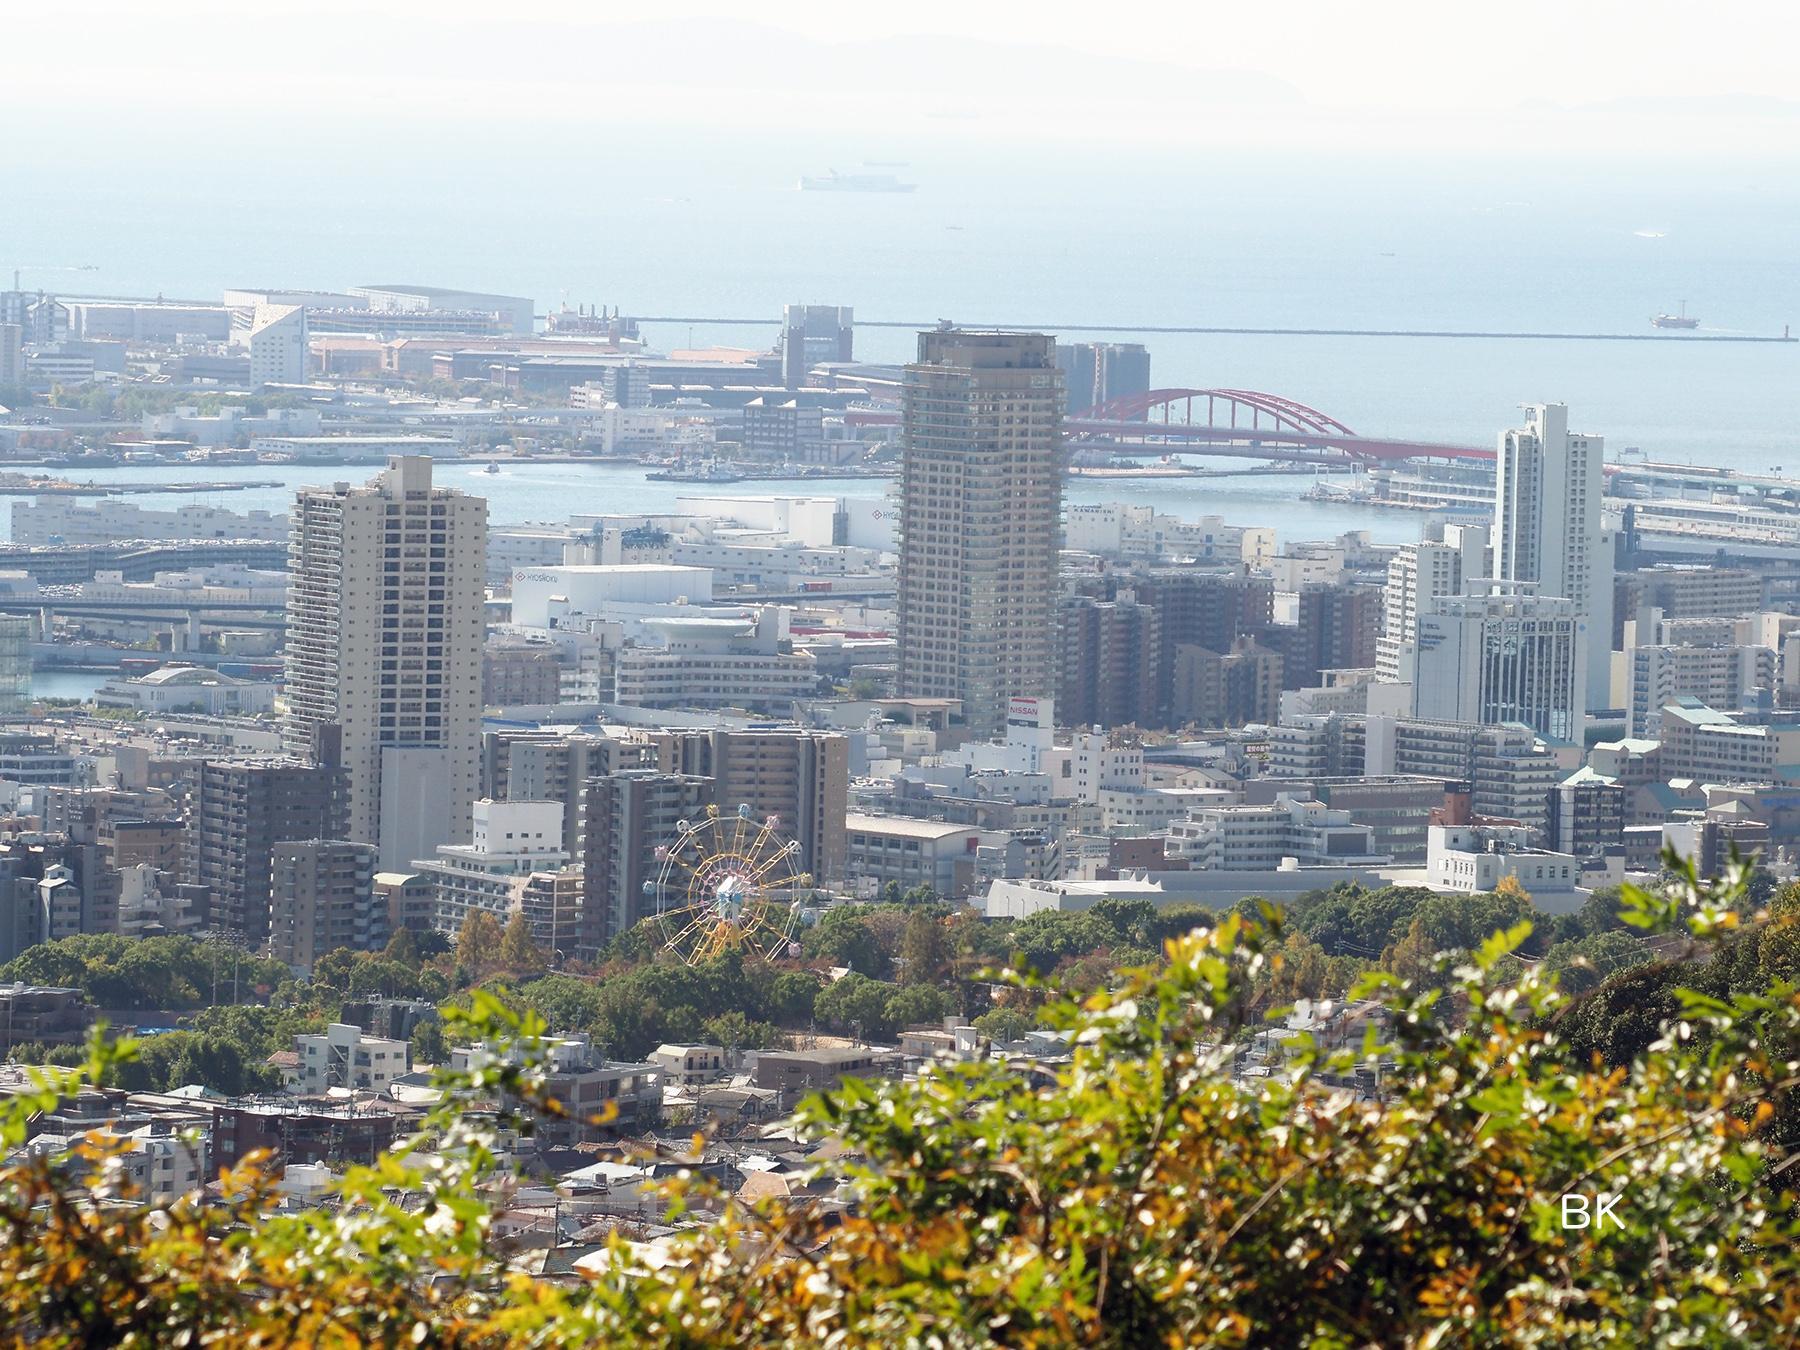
[10,125,1800,470]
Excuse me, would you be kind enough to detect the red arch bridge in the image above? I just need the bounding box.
[1069,389,1491,465]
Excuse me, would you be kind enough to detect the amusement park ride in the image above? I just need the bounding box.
[644,803,810,966]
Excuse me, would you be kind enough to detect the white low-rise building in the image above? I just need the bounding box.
[413,799,582,951]
[95,665,276,716]
[1167,794,1389,870]
[613,609,816,713]
[1424,824,1584,910]
[292,1022,411,1094]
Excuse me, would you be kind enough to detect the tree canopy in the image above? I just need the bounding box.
[7,860,1800,1343]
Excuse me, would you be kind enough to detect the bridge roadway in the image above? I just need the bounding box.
[851,407,1490,464]
[0,598,287,631]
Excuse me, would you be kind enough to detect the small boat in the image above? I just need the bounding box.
[1652,301,1699,330]
[481,461,502,474]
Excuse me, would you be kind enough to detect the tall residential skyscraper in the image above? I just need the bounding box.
[1494,403,1611,715]
[285,456,487,870]
[896,330,1063,739]
[1376,524,1487,684]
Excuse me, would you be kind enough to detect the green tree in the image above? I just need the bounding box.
[883,983,950,1029]
[11,863,1800,1344]
[813,972,897,1040]
[456,911,505,978]
[972,1005,1033,1044]
[895,908,948,985]
[804,906,885,976]
[382,928,420,967]
[410,1017,448,1066]
[702,1010,783,1052]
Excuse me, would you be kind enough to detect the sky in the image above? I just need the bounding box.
[8,1,1800,158]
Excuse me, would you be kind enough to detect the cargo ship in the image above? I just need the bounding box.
[799,169,915,193]
[1652,301,1699,330]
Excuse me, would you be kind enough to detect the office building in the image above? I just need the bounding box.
[895,330,1062,739]
[844,814,986,897]
[481,637,563,707]
[349,284,534,335]
[270,840,383,974]
[612,609,817,714]
[1412,587,1585,742]
[582,770,713,947]
[192,759,345,943]
[646,728,849,884]
[1494,403,1611,714]
[1056,593,1160,730]
[742,398,826,459]
[284,457,487,870]
[1628,643,1776,738]
[248,304,309,386]
[1548,770,1627,860]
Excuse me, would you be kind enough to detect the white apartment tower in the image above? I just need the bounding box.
[896,329,1063,739]
[284,456,487,870]
[1494,403,1611,715]
[1376,523,1486,683]
[249,303,309,387]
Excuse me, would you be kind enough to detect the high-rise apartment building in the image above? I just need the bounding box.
[1054,342,1150,415]
[0,323,22,391]
[895,330,1062,739]
[1494,403,1611,715]
[270,839,382,973]
[646,728,849,884]
[192,759,345,944]
[1134,571,1275,726]
[582,770,713,948]
[1376,526,1485,683]
[1056,592,1160,730]
[1628,643,1777,738]
[1290,583,1382,689]
[780,304,854,387]
[1412,587,1585,742]
[1170,637,1284,728]
[284,457,487,870]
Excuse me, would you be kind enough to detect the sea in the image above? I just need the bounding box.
[9,127,1800,527]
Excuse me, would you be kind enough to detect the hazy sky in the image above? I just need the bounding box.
[10,1,1800,157]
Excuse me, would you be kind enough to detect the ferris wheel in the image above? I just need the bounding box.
[644,803,810,965]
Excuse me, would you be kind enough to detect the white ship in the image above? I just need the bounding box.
[799,169,916,194]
